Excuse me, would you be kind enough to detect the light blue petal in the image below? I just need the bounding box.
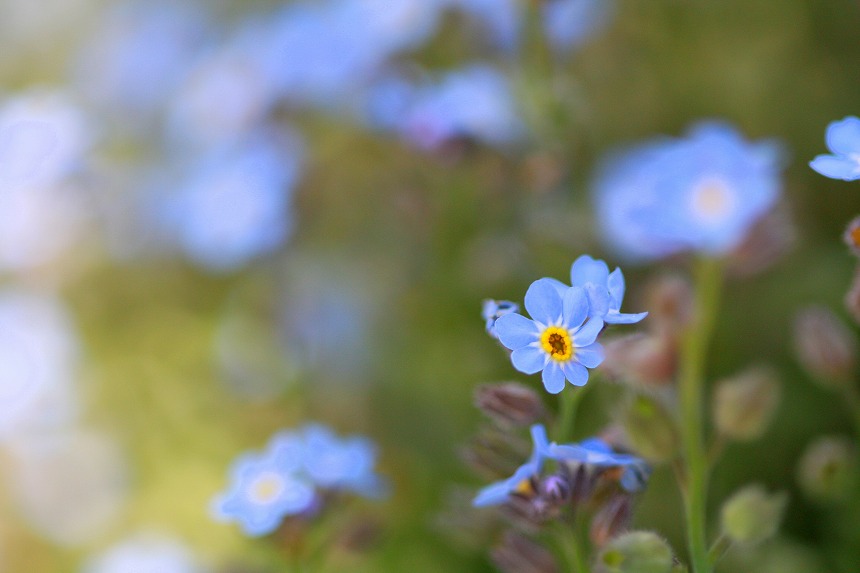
[562,361,589,386]
[572,317,604,346]
[511,346,546,374]
[529,424,550,458]
[809,155,860,181]
[570,255,609,287]
[495,313,539,349]
[543,277,570,298]
[604,310,648,325]
[473,480,512,507]
[549,443,589,461]
[542,362,566,393]
[579,437,612,454]
[525,278,564,324]
[584,283,611,318]
[575,343,604,368]
[562,285,588,327]
[825,116,860,156]
[607,268,625,310]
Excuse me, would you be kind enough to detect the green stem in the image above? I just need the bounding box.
[557,385,589,443]
[707,533,732,566]
[678,257,723,573]
[552,520,589,573]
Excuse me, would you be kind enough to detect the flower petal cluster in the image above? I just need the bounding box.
[482,299,519,339]
[568,255,647,325]
[495,279,604,393]
[473,425,650,507]
[595,121,783,260]
[212,424,386,536]
[809,116,860,181]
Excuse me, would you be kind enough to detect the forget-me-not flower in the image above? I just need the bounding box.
[482,299,520,340]
[494,279,604,394]
[809,116,860,181]
[473,424,551,507]
[568,255,647,325]
[595,121,783,260]
[299,424,387,498]
[550,437,651,493]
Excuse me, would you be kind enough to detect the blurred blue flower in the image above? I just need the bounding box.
[398,65,524,150]
[83,533,205,573]
[473,424,551,507]
[211,446,316,537]
[569,255,647,325]
[450,0,521,51]
[482,299,520,339]
[595,121,783,260]
[494,279,604,394]
[299,424,387,497]
[542,0,614,53]
[550,437,651,493]
[164,130,303,271]
[809,116,860,181]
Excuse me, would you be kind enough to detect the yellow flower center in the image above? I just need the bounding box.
[249,472,285,504]
[540,326,574,362]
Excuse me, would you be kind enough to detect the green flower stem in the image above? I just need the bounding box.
[552,519,589,573]
[678,257,723,573]
[707,533,732,566]
[557,384,589,443]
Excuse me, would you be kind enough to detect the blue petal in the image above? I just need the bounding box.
[570,255,609,287]
[579,437,612,454]
[473,480,513,507]
[562,285,588,328]
[562,361,589,386]
[825,116,860,156]
[511,346,546,374]
[542,362,566,393]
[543,277,570,298]
[575,342,604,368]
[495,313,539,349]
[607,268,625,310]
[604,310,648,325]
[529,424,550,459]
[572,317,604,346]
[549,443,589,461]
[525,278,564,324]
[809,155,860,181]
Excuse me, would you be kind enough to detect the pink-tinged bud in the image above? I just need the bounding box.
[713,367,780,441]
[728,207,795,277]
[793,306,858,388]
[490,530,559,573]
[601,334,677,388]
[796,436,857,502]
[474,382,546,428]
[644,275,694,336]
[843,216,860,257]
[844,267,860,325]
[590,493,634,547]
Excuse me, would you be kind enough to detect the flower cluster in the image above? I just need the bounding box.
[595,121,784,261]
[492,255,646,393]
[809,116,860,181]
[211,424,386,537]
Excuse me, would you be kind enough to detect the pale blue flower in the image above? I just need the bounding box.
[482,299,520,339]
[543,0,614,53]
[494,279,604,394]
[299,424,387,498]
[550,437,651,493]
[569,255,647,325]
[809,116,860,181]
[595,121,783,260]
[473,424,551,507]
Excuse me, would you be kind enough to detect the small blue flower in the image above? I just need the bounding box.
[569,255,647,325]
[482,299,520,339]
[809,116,860,181]
[211,447,316,537]
[550,437,651,493]
[473,424,551,507]
[542,0,614,54]
[299,424,387,498]
[494,279,605,394]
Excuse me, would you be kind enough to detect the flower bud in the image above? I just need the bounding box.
[843,216,860,257]
[727,207,795,277]
[712,367,780,441]
[644,275,694,336]
[720,485,787,546]
[844,266,860,325]
[590,493,634,547]
[539,474,571,505]
[618,394,680,463]
[601,334,677,388]
[490,530,559,573]
[474,382,546,428]
[793,306,857,388]
[596,531,674,573]
[796,436,856,502]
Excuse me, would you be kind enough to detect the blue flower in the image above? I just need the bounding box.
[494,279,605,394]
[595,121,783,260]
[809,116,860,181]
[210,446,316,537]
[482,299,520,339]
[550,437,651,493]
[299,424,387,498]
[542,0,614,54]
[569,255,647,325]
[473,424,551,507]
